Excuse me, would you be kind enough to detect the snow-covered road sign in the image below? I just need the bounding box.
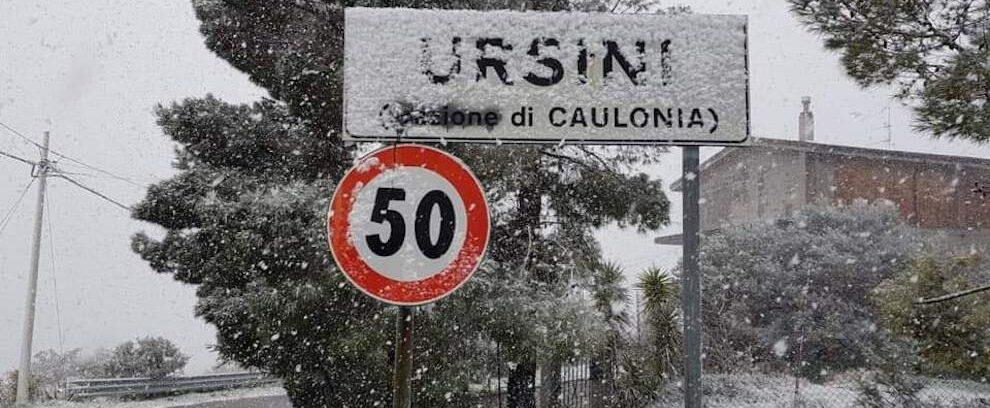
[343,7,749,145]
[327,145,490,305]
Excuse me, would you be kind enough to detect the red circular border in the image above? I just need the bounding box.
[327,144,490,305]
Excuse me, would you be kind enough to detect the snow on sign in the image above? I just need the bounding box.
[327,145,490,305]
[343,7,749,145]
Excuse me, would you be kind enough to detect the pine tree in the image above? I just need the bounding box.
[132,2,671,406]
[788,0,990,142]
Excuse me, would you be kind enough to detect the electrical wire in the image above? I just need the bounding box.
[49,153,145,188]
[55,174,132,212]
[0,127,34,158]
[0,148,36,166]
[0,121,39,147]
[0,122,136,212]
[0,121,144,187]
[50,167,97,178]
[44,192,66,352]
[0,177,36,237]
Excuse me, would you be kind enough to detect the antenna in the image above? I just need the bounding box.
[881,105,893,147]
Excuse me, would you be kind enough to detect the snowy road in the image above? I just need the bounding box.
[173,395,292,408]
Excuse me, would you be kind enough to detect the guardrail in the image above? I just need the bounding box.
[65,372,279,399]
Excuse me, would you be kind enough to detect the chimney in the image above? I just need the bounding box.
[799,96,815,142]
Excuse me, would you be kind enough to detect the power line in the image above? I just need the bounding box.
[0,127,34,158]
[0,123,136,212]
[51,168,98,178]
[44,195,66,353]
[0,177,36,237]
[0,121,40,147]
[0,148,36,166]
[0,121,144,187]
[50,153,145,188]
[55,174,133,212]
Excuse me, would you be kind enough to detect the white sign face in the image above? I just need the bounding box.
[349,166,468,282]
[343,7,749,145]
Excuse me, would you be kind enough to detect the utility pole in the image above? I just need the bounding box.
[16,130,50,406]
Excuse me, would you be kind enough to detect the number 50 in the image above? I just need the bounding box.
[365,188,456,259]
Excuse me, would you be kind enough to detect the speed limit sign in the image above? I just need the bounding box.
[327,144,490,305]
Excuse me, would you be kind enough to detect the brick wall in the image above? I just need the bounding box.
[822,155,990,230]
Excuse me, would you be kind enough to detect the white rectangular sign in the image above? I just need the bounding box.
[343,8,749,145]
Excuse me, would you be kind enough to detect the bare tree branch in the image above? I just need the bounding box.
[913,282,990,304]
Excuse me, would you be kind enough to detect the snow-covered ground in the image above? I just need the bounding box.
[650,374,990,408]
[22,375,990,408]
[31,386,286,408]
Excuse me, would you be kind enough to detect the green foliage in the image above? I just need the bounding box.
[788,0,990,142]
[614,346,667,407]
[83,337,190,379]
[700,203,924,380]
[637,267,680,377]
[585,261,631,405]
[639,267,675,311]
[874,254,990,380]
[591,261,631,331]
[587,261,629,375]
[608,267,682,406]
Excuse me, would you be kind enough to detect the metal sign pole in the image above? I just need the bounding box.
[394,306,414,408]
[681,146,702,408]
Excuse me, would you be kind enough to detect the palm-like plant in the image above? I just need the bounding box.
[585,260,631,406]
[588,261,631,373]
[637,267,681,377]
[590,261,631,330]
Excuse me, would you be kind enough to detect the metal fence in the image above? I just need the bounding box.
[464,369,990,408]
[464,361,639,408]
[64,371,278,399]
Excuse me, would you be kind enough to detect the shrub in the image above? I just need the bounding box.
[0,371,40,407]
[82,337,189,379]
[609,267,682,406]
[31,348,83,399]
[637,267,681,378]
[874,254,990,380]
[700,203,925,380]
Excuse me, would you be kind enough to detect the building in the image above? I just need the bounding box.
[657,99,990,250]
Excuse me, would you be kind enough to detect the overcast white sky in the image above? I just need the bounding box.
[2,0,989,375]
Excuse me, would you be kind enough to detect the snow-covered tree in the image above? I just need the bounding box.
[788,0,990,142]
[700,203,925,381]
[81,337,189,380]
[447,145,668,407]
[132,1,671,407]
[874,254,990,380]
